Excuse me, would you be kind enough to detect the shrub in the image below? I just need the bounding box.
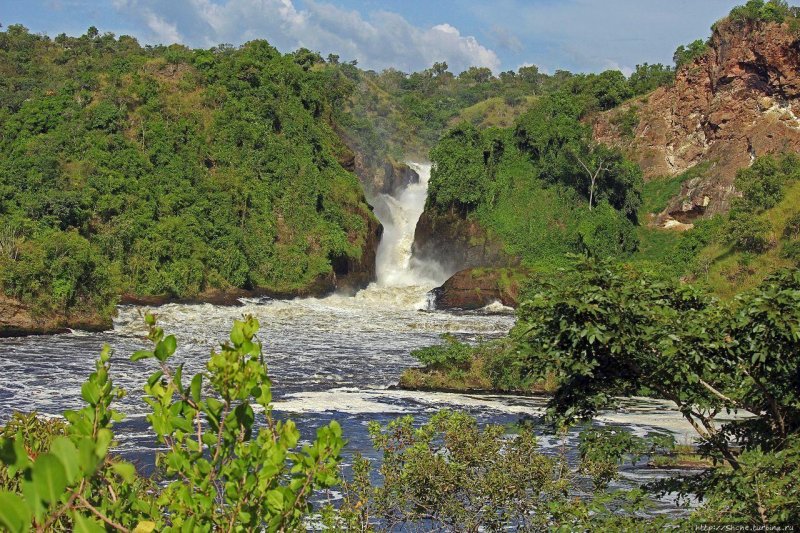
[330,411,667,531]
[783,211,800,239]
[781,240,800,263]
[411,334,474,368]
[674,39,709,70]
[729,0,794,24]
[734,154,800,212]
[0,315,344,531]
[725,216,774,253]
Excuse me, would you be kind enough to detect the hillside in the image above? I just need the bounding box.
[416,4,800,307]
[595,11,800,226]
[0,27,381,334]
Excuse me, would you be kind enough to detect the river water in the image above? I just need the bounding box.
[0,163,698,513]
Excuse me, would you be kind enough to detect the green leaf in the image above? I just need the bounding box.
[49,437,80,483]
[266,489,284,511]
[20,479,44,521]
[32,453,68,504]
[147,370,164,387]
[0,492,31,533]
[154,335,177,361]
[130,350,155,362]
[72,512,106,533]
[133,521,157,533]
[230,322,245,345]
[111,461,136,483]
[144,313,156,326]
[81,381,101,405]
[190,374,202,404]
[95,429,113,458]
[99,344,112,363]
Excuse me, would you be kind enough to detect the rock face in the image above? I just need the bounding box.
[330,206,384,294]
[432,268,524,310]
[376,160,419,196]
[412,207,517,277]
[0,295,112,337]
[595,18,800,224]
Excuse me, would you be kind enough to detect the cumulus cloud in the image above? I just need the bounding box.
[143,11,183,43]
[111,0,501,73]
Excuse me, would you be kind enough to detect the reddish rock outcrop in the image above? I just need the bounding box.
[595,18,800,224]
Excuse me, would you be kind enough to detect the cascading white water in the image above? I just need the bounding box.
[350,162,447,309]
[373,162,444,287]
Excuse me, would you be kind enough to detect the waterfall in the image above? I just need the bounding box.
[372,162,444,287]
[353,162,446,309]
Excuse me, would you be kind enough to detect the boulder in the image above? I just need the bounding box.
[432,268,525,311]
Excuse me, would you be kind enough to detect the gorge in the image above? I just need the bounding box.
[0,161,701,515]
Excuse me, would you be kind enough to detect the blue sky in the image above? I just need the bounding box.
[1,0,743,74]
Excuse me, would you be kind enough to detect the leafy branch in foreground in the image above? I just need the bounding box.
[0,314,344,531]
[135,313,344,530]
[0,345,155,532]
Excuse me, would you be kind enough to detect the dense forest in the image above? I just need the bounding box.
[0,25,378,324]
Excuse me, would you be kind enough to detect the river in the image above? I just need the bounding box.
[0,163,698,513]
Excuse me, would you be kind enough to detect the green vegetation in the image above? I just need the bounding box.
[400,336,556,393]
[0,26,376,320]
[406,258,800,524]
[337,57,675,165]
[728,0,799,24]
[639,162,713,217]
[683,154,800,296]
[673,39,709,70]
[427,91,643,272]
[0,315,344,531]
[328,411,671,531]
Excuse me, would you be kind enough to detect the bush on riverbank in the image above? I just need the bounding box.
[400,336,557,394]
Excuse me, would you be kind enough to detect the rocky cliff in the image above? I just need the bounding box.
[595,18,800,224]
[412,207,518,278]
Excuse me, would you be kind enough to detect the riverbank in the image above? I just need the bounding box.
[1,270,379,337]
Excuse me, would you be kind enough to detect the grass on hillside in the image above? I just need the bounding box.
[639,162,713,217]
[452,96,538,129]
[698,179,800,298]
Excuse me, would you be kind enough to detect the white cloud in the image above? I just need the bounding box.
[112,0,501,73]
[143,11,182,43]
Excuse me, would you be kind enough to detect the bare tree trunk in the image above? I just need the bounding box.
[575,155,608,211]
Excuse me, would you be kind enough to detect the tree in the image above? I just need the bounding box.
[515,259,800,482]
[430,61,449,77]
[674,39,708,69]
[573,147,610,210]
[628,63,674,95]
